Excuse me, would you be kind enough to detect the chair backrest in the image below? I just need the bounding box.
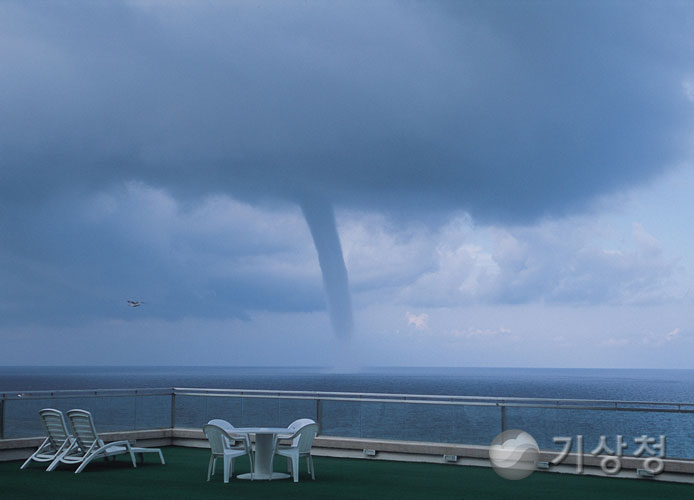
[295,423,318,453]
[288,418,315,433]
[207,419,235,433]
[66,409,102,452]
[207,419,245,445]
[287,418,316,446]
[203,424,233,455]
[39,409,70,448]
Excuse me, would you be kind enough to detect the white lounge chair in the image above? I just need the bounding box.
[273,421,318,482]
[49,409,164,473]
[203,423,254,482]
[20,409,75,470]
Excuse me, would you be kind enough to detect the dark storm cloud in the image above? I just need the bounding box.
[1,0,693,328]
[0,186,325,326]
[2,0,691,220]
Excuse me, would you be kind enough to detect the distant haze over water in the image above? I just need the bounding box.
[2,366,694,403]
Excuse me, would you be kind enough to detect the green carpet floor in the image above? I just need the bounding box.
[3,446,691,500]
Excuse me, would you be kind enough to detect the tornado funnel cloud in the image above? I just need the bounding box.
[301,198,353,339]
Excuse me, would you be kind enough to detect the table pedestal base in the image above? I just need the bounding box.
[237,472,290,481]
[236,431,291,481]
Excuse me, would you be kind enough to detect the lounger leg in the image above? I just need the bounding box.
[47,442,77,472]
[75,453,101,474]
[46,459,61,472]
[157,449,165,464]
[20,452,39,470]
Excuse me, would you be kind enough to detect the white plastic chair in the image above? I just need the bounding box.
[273,421,318,482]
[203,423,254,482]
[20,409,75,470]
[50,409,164,473]
[207,419,246,448]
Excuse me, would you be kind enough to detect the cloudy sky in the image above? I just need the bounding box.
[1,0,693,368]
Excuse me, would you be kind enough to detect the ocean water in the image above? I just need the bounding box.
[2,366,694,459]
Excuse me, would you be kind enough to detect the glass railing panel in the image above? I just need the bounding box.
[505,406,694,459]
[359,401,405,440]
[278,398,316,427]
[201,395,243,427]
[319,400,361,437]
[4,397,54,438]
[238,397,281,427]
[3,393,152,437]
[2,388,692,463]
[173,395,206,428]
[359,402,501,444]
[135,394,171,430]
[88,395,136,432]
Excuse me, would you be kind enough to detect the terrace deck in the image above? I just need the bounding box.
[3,446,690,500]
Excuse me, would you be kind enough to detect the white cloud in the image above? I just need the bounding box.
[683,79,694,102]
[665,327,681,341]
[631,222,662,257]
[381,215,681,308]
[405,311,429,330]
[340,212,435,290]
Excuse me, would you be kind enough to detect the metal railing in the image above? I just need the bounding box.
[3,387,694,458]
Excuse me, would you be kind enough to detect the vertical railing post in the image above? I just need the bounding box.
[0,395,5,440]
[277,393,281,426]
[500,402,506,433]
[133,390,138,431]
[170,389,176,429]
[315,398,323,432]
[359,396,363,438]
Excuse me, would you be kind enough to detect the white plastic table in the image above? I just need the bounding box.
[230,427,292,480]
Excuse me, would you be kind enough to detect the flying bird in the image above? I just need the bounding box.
[127,300,144,307]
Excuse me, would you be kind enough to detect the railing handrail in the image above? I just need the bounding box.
[171,387,694,409]
[0,388,174,400]
[3,386,694,411]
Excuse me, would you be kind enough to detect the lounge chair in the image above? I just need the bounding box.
[48,409,164,473]
[273,421,318,482]
[20,409,75,470]
[203,422,254,482]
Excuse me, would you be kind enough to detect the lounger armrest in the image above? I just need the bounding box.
[92,440,133,456]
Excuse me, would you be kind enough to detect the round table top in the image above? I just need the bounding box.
[228,427,291,434]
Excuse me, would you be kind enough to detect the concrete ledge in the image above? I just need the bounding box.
[3,430,693,483]
[310,435,694,475]
[167,430,694,482]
